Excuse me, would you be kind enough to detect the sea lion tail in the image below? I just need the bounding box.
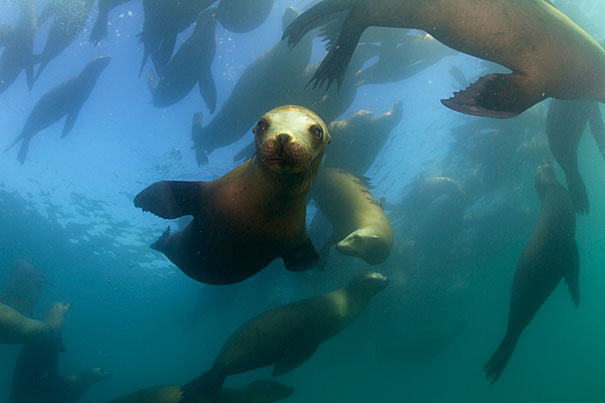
[4,134,29,164]
[483,332,520,384]
[180,370,225,403]
[564,169,589,215]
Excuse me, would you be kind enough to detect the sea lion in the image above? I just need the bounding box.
[0,260,47,317]
[283,0,605,118]
[147,8,217,111]
[5,55,111,164]
[43,367,111,403]
[0,303,63,346]
[33,0,95,85]
[311,168,394,265]
[135,105,331,285]
[546,99,605,215]
[89,0,131,45]
[324,99,403,177]
[484,158,579,383]
[107,380,293,403]
[0,0,36,94]
[216,0,274,33]
[180,271,389,402]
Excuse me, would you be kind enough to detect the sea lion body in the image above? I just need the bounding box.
[5,56,111,164]
[180,272,389,402]
[0,303,60,345]
[0,1,36,93]
[311,168,394,265]
[484,159,579,383]
[135,105,331,285]
[284,0,605,118]
[148,8,217,111]
[33,0,95,84]
[107,380,293,403]
[216,0,274,33]
[546,99,605,215]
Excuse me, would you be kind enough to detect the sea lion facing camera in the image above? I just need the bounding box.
[180,272,389,402]
[135,106,331,285]
[107,380,293,403]
[311,168,394,265]
[484,158,579,383]
[283,0,605,118]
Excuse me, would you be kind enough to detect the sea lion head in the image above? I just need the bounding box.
[84,55,112,76]
[336,229,390,265]
[44,302,71,333]
[254,105,330,190]
[1,260,48,316]
[242,380,295,402]
[345,271,390,299]
[534,156,557,199]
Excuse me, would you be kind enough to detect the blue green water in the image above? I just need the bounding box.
[1,0,605,402]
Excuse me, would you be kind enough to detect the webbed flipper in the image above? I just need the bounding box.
[282,237,319,271]
[134,181,204,219]
[198,67,217,114]
[272,343,318,376]
[62,106,82,138]
[441,73,545,118]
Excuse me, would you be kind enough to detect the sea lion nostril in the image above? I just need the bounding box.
[277,133,290,144]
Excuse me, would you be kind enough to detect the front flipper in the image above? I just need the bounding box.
[134,181,205,219]
[62,106,82,138]
[563,240,580,308]
[588,102,605,158]
[441,73,545,118]
[272,343,318,376]
[198,68,217,114]
[282,237,319,271]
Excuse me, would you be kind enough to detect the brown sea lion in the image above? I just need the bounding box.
[0,303,63,346]
[135,105,331,285]
[546,99,605,215]
[311,168,394,265]
[283,0,605,118]
[180,271,389,402]
[484,158,579,383]
[107,380,293,403]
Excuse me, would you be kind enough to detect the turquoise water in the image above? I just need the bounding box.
[1,0,605,402]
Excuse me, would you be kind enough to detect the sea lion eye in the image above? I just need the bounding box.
[254,119,269,136]
[310,125,323,140]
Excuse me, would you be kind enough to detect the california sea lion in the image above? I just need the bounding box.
[5,55,111,164]
[283,0,605,118]
[89,0,131,45]
[135,105,331,285]
[180,271,389,402]
[147,8,217,111]
[33,0,95,85]
[311,168,394,265]
[0,303,63,346]
[0,0,36,94]
[546,99,605,215]
[484,158,579,383]
[216,0,274,33]
[324,99,403,177]
[0,260,46,317]
[107,380,293,403]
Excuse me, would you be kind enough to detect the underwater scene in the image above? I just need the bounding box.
[1,0,605,402]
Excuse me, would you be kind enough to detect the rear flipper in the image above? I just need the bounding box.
[484,332,521,384]
[191,113,209,166]
[134,181,204,219]
[16,137,30,165]
[564,169,589,215]
[441,73,546,119]
[180,369,225,403]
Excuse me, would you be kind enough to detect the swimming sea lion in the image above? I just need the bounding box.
[135,105,331,285]
[546,99,605,215]
[283,0,605,118]
[324,99,403,177]
[311,168,394,265]
[107,380,293,403]
[0,303,63,346]
[5,55,111,164]
[484,158,579,383]
[180,271,389,402]
[0,0,36,94]
[147,8,217,111]
[89,0,131,45]
[33,0,95,85]
[43,367,111,403]
[216,0,274,33]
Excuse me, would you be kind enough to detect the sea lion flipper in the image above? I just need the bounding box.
[282,237,320,272]
[272,343,318,376]
[563,240,580,308]
[198,69,217,114]
[180,369,226,403]
[588,102,605,158]
[62,107,82,138]
[441,73,544,118]
[25,64,34,91]
[0,23,12,47]
[134,181,204,219]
